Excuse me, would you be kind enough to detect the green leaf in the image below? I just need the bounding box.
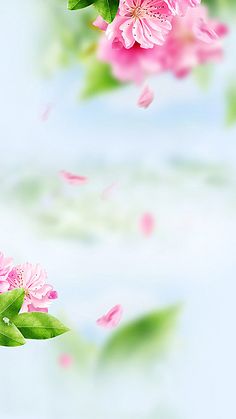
[193,64,213,90]
[226,82,236,126]
[0,319,25,347]
[94,0,119,23]
[0,288,25,320]
[81,58,122,99]
[99,305,181,368]
[13,312,69,340]
[68,0,95,10]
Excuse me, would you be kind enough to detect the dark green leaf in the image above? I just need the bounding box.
[0,288,25,320]
[81,58,121,99]
[68,0,95,10]
[94,0,119,23]
[0,319,25,347]
[99,305,181,367]
[13,312,70,340]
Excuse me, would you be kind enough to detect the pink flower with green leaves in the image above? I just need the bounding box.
[0,252,13,293]
[106,0,173,49]
[7,263,58,313]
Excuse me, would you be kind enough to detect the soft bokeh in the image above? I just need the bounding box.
[0,0,236,418]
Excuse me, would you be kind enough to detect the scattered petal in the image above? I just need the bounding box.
[58,353,73,369]
[140,213,155,236]
[101,182,119,200]
[40,103,53,122]
[137,86,154,109]
[60,171,88,185]
[97,304,123,329]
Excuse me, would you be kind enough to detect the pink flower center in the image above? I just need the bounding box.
[123,0,169,21]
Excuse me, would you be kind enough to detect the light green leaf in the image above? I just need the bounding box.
[99,305,181,367]
[0,319,25,347]
[193,64,213,90]
[226,82,236,126]
[68,0,95,10]
[0,288,25,320]
[94,0,119,23]
[13,313,70,340]
[81,58,121,99]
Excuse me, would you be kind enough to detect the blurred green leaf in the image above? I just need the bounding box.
[68,0,95,10]
[14,313,69,340]
[226,82,236,126]
[99,305,181,368]
[81,58,122,98]
[0,320,25,347]
[0,289,25,320]
[94,0,119,23]
[193,64,213,90]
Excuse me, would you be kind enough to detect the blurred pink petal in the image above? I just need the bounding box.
[40,103,53,122]
[58,353,73,369]
[138,86,154,109]
[101,182,119,200]
[140,213,155,236]
[164,0,200,16]
[60,171,88,185]
[97,304,123,329]
[0,251,13,293]
[93,16,108,31]
[193,18,218,43]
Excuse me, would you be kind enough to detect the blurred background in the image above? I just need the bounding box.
[0,0,236,418]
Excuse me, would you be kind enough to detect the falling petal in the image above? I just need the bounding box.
[58,353,73,369]
[140,212,155,236]
[101,182,119,200]
[60,171,88,185]
[40,103,53,122]
[97,304,123,329]
[137,86,154,109]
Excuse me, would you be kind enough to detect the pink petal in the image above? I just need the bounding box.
[28,304,48,313]
[60,171,88,185]
[58,353,73,369]
[47,290,58,300]
[193,18,219,44]
[139,212,155,236]
[96,304,123,329]
[101,182,119,200]
[40,103,53,122]
[93,16,108,31]
[0,281,10,293]
[137,85,154,109]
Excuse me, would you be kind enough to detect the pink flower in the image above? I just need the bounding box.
[58,353,74,369]
[0,252,13,293]
[7,263,58,312]
[156,5,228,78]
[139,212,155,235]
[137,85,154,108]
[106,0,173,49]
[164,0,201,16]
[98,38,163,83]
[60,170,88,185]
[97,304,123,328]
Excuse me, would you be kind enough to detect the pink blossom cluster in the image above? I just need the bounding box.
[0,251,58,313]
[94,3,228,86]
